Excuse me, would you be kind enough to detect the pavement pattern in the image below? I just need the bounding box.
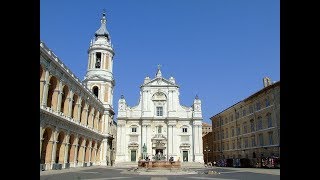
[40,166,280,180]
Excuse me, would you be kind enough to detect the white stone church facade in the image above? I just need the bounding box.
[115,67,204,164]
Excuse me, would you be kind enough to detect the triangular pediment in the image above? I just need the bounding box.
[143,77,176,87]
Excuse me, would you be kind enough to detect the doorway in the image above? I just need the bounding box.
[131,150,136,162]
[183,151,188,162]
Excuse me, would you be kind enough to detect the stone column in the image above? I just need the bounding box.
[146,124,152,157]
[50,131,58,168]
[63,135,70,168]
[172,124,177,156]
[167,124,173,158]
[88,146,92,165]
[67,92,74,118]
[141,123,147,153]
[41,70,50,108]
[81,106,89,125]
[73,144,78,167]
[76,99,82,122]
[56,82,63,112]
[100,139,108,165]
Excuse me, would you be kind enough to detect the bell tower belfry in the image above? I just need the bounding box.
[84,11,115,108]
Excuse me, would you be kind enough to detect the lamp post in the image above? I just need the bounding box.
[204,146,211,164]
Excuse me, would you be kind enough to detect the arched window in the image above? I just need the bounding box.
[92,86,99,98]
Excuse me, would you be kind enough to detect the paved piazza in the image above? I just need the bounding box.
[40,166,280,180]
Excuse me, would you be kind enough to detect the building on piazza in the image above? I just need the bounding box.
[40,12,117,171]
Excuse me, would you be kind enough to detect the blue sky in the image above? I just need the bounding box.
[40,0,279,124]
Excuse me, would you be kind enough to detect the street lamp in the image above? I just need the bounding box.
[204,146,211,164]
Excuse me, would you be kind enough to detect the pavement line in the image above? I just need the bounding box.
[186,177,238,180]
[82,177,132,180]
[150,177,168,180]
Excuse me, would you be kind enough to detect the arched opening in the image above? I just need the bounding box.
[67,134,75,163]
[47,76,58,109]
[71,94,78,119]
[92,86,99,98]
[55,131,65,164]
[40,128,53,164]
[61,85,69,114]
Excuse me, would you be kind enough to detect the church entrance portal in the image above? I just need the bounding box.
[183,151,188,162]
[131,150,136,162]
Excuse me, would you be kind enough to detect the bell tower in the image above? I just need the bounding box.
[83,11,115,108]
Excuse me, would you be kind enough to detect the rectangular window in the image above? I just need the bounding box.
[251,135,256,147]
[256,102,261,111]
[237,127,240,135]
[230,115,233,121]
[221,119,224,125]
[217,131,220,140]
[249,105,253,114]
[250,120,255,132]
[132,127,137,133]
[245,138,249,148]
[257,118,263,130]
[243,109,246,116]
[214,144,216,151]
[182,128,188,133]
[269,132,273,145]
[222,143,225,150]
[225,128,228,138]
[259,134,264,146]
[265,98,270,107]
[225,118,228,124]
[222,130,224,139]
[243,123,248,134]
[232,128,235,137]
[267,114,272,128]
[226,143,229,150]
[237,139,241,149]
[232,141,235,149]
[236,112,239,119]
[156,107,163,116]
[213,132,216,141]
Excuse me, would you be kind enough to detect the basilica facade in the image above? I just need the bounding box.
[40,12,117,170]
[115,67,204,164]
